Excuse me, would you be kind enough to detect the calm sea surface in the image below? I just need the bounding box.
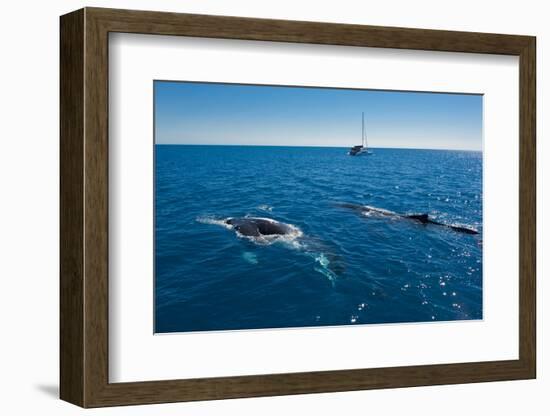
[155,145,482,333]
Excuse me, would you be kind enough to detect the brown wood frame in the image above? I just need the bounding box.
[60,7,536,408]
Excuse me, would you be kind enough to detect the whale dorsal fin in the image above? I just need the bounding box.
[407,213,429,223]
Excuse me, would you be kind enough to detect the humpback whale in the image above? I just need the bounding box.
[224,217,294,237]
[337,203,479,235]
[198,215,343,283]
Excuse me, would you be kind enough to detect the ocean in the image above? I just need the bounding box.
[154,145,483,333]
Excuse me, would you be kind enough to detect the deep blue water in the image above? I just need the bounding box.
[155,145,482,333]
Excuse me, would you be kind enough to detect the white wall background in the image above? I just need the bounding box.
[0,0,545,414]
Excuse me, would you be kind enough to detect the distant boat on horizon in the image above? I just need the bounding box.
[349,112,373,156]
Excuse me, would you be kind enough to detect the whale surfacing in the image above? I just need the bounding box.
[404,213,479,235]
[198,215,341,283]
[337,203,479,235]
[225,217,294,237]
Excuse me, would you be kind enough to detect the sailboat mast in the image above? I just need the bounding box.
[364,113,368,149]
[362,112,365,147]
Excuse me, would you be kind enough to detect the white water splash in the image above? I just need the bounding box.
[196,215,233,230]
[361,205,397,217]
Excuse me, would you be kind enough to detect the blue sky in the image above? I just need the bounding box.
[154,81,482,151]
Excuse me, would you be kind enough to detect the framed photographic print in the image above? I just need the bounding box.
[60,7,536,408]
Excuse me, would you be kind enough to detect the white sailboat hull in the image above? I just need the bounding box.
[349,147,372,156]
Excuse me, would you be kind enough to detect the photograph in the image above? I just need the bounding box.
[154,80,483,333]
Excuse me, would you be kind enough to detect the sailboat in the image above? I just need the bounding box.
[349,112,373,156]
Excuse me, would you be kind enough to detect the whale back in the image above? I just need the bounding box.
[226,218,289,237]
[407,213,430,223]
[256,219,289,235]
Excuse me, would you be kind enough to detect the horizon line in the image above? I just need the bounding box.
[155,143,482,152]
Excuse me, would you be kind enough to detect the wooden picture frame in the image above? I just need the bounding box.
[60,7,536,408]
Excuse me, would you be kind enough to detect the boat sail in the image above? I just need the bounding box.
[349,112,373,156]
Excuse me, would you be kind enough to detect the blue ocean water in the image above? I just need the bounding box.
[155,145,482,333]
